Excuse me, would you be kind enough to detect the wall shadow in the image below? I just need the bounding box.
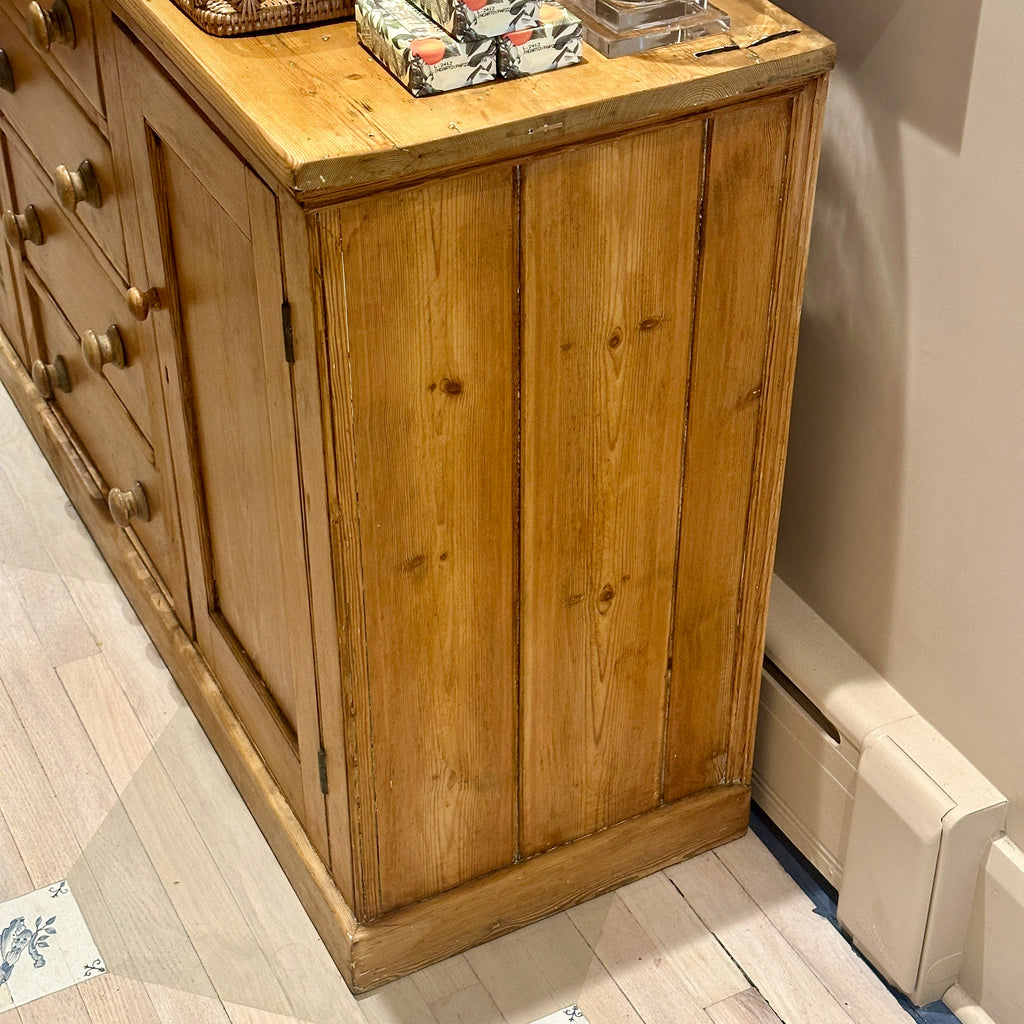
[772,0,982,666]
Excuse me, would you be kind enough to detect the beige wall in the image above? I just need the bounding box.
[773,0,1024,845]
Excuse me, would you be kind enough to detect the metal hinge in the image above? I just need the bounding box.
[281,301,295,363]
[317,747,328,794]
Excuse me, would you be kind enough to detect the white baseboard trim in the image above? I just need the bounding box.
[757,576,1007,1009]
[955,837,1024,1024]
[944,985,999,1024]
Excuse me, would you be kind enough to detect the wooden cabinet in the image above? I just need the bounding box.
[0,0,833,992]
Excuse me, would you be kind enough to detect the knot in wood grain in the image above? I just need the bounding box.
[597,583,615,614]
[607,330,623,349]
[402,554,427,574]
[439,377,463,395]
[639,315,664,331]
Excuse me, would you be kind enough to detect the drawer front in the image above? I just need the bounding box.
[0,29,127,278]
[29,276,179,601]
[0,0,102,118]
[4,133,151,438]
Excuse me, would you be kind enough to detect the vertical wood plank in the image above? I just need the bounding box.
[280,195,354,898]
[664,96,793,802]
[520,120,705,855]
[725,77,831,783]
[322,168,518,913]
[247,169,329,862]
[313,210,380,920]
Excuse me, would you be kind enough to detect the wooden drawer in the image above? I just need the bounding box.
[0,0,102,119]
[3,131,151,438]
[0,31,127,279]
[27,274,180,604]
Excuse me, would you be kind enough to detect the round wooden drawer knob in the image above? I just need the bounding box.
[26,0,75,51]
[82,325,125,373]
[3,205,44,248]
[126,285,161,321]
[0,49,15,93]
[54,160,102,213]
[31,354,71,398]
[108,482,150,526]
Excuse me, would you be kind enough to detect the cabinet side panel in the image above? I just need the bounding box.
[519,121,705,856]
[323,168,518,913]
[664,96,792,802]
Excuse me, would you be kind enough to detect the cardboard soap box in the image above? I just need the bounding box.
[496,2,582,77]
[408,0,544,41]
[356,0,497,96]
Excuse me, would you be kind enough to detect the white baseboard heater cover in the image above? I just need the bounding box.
[755,577,1006,1006]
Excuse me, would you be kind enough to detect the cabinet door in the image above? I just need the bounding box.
[115,31,328,852]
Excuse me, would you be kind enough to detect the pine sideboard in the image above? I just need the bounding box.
[0,0,833,990]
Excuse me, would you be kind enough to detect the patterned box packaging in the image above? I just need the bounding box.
[356,0,497,96]
[496,2,582,77]
[407,0,544,42]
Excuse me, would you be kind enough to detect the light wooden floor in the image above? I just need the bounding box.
[0,382,925,1024]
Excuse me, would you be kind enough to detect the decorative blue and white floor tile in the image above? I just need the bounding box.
[0,881,106,1014]
[530,1007,590,1024]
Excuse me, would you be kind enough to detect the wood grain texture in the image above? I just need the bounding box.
[724,74,830,784]
[311,208,381,920]
[280,195,350,880]
[115,28,329,846]
[320,168,518,914]
[519,120,704,855]
[715,833,914,1024]
[348,785,749,991]
[706,988,784,1024]
[665,852,856,1024]
[0,4,127,278]
[663,95,792,802]
[102,0,832,197]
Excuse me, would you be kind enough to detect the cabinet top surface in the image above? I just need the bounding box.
[110,0,833,198]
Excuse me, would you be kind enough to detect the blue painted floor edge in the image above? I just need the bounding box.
[749,804,961,1024]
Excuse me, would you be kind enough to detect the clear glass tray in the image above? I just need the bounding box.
[561,0,729,57]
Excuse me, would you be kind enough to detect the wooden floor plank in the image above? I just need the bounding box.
[665,852,856,1024]
[118,751,295,1017]
[424,981,505,1024]
[408,956,479,1006]
[16,984,92,1024]
[0,674,83,886]
[706,988,784,1024]
[59,653,154,795]
[356,975,439,1024]
[714,832,916,1024]
[151,708,365,1024]
[63,574,184,745]
[464,912,596,1024]
[73,799,219,999]
[3,565,99,666]
[575,956,649,1024]
[224,1004,319,1024]
[76,973,164,1024]
[0,805,32,898]
[144,982,234,1023]
[568,892,712,1024]
[616,872,748,1006]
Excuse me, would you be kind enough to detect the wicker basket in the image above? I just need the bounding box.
[170,0,353,36]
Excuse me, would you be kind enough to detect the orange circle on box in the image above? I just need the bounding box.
[409,37,447,64]
[464,0,487,10]
[538,2,560,20]
[504,28,532,44]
